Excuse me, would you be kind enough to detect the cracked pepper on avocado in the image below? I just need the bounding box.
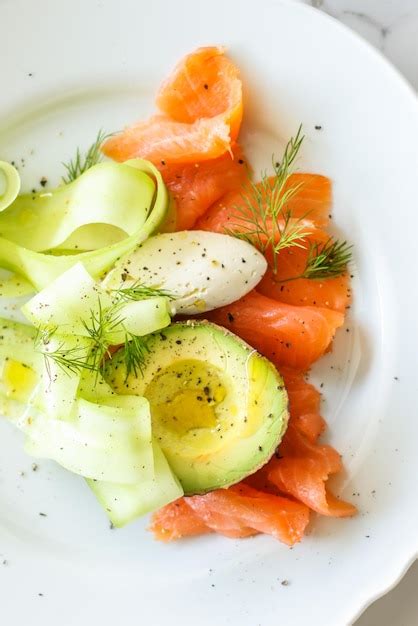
[0,46,355,545]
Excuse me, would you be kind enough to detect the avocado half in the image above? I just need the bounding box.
[105,321,289,495]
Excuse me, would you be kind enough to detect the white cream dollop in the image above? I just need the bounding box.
[103,230,267,314]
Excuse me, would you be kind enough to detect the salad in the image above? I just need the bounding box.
[0,46,355,545]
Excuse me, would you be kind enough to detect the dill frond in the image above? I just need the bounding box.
[61,129,110,184]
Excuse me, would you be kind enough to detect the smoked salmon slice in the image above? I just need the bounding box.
[257,246,351,313]
[195,173,331,232]
[245,419,355,518]
[158,145,249,230]
[187,484,310,545]
[280,173,331,228]
[151,484,310,545]
[151,498,212,542]
[281,368,325,442]
[207,290,344,371]
[281,367,321,418]
[156,46,243,141]
[102,114,231,165]
[268,424,356,517]
[102,47,242,164]
[269,457,357,518]
[291,412,327,443]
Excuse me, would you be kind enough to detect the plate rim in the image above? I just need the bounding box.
[283,6,418,621]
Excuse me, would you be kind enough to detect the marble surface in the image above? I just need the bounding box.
[302,0,418,90]
[298,1,418,624]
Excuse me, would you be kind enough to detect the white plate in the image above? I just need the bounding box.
[1,1,417,624]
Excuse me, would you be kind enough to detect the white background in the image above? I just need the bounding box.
[297,1,418,624]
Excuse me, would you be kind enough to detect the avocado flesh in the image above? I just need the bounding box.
[105,321,289,495]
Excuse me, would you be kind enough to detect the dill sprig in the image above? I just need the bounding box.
[61,129,110,184]
[115,281,174,303]
[304,239,353,280]
[81,296,151,379]
[35,326,94,378]
[42,343,95,378]
[34,289,159,381]
[34,324,57,348]
[226,125,312,272]
[110,284,167,377]
[80,298,124,371]
[227,125,353,280]
[123,332,150,378]
[303,239,352,281]
[277,238,353,282]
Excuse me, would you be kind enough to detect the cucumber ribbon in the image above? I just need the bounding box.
[0,317,183,508]
[0,159,183,518]
[21,262,172,419]
[0,282,170,485]
[0,159,169,296]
